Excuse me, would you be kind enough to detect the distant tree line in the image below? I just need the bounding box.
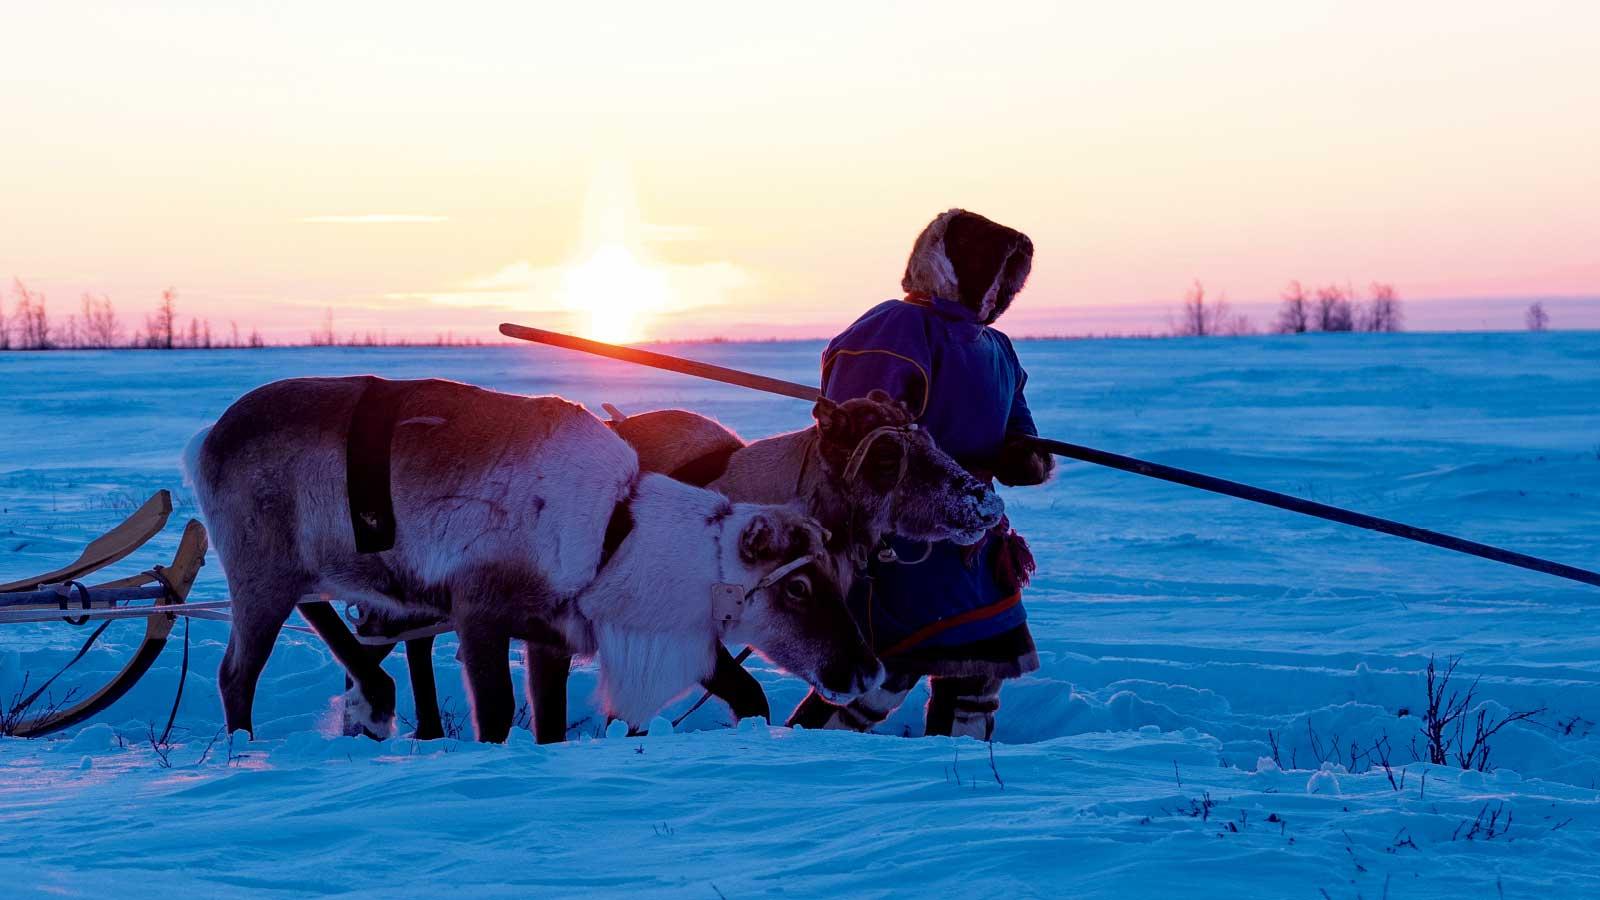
[1172,280,1406,337]
[1174,284,1565,338]
[0,280,483,350]
[0,279,265,350]
[1272,280,1402,334]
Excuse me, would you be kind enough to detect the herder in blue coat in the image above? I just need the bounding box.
[786,209,1054,739]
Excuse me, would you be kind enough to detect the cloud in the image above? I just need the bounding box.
[301,214,449,224]
[394,255,753,317]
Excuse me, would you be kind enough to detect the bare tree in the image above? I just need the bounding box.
[1362,282,1403,332]
[145,288,178,349]
[229,321,241,348]
[1276,280,1310,334]
[1173,280,1223,336]
[311,307,336,346]
[58,314,80,349]
[12,279,52,349]
[0,291,8,350]
[248,327,265,348]
[80,294,123,348]
[1313,284,1355,332]
[1526,301,1550,332]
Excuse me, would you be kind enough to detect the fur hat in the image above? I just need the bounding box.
[901,209,1033,324]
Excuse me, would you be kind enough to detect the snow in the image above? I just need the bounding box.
[2,333,1598,897]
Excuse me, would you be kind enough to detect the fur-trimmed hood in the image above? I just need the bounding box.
[901,209,1033,325]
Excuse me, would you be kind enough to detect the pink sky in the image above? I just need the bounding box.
[2,2,1597,342]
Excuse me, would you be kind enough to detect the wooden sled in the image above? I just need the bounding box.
[0,491,208,738]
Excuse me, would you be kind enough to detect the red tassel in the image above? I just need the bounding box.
[981,516,1036,594]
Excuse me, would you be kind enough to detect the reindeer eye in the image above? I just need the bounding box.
[783,576,811,601]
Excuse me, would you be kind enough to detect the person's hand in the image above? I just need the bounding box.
[992,434,1055,486]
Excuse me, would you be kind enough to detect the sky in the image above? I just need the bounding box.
[2,1,1597,342]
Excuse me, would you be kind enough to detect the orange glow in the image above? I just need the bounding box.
[1,2,1597,338]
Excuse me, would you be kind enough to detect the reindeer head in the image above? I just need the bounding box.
[812,390,1003,547]
[723,506,884,704]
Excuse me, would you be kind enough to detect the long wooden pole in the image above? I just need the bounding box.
[500,322,1600,589]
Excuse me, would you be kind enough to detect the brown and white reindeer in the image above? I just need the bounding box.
[185,376,883,742]
[523,389,1008,726]
[298,388,1003,742]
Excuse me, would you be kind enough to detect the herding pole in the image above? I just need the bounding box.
[499,322,1600,590]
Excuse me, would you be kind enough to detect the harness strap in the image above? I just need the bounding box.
[347,377,415,554]
[668,445,739,488]
[597,486,637,572]
[58,581,92,625]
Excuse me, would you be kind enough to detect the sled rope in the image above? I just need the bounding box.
[158,615,190,746]
[501,322,1600,590]
[59,581,92,625]
[151,567,189,746]
[8,619,114,718]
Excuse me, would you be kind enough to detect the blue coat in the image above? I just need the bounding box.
[821,296,1037,657]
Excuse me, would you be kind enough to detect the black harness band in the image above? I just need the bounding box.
[346,377,415,554]
[668,445,738,488]
[597,484,637,572]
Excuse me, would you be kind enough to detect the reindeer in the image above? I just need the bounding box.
[319,388,1003,741]
[512,389,1005,729]
[186,376,883,742]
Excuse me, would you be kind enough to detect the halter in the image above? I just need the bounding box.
[835,423,933,571]
[711,555,816,631]
[840,423,918,488]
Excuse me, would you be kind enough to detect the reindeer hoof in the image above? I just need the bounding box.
[341,685,396,741]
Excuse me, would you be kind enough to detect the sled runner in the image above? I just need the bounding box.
[0,491,208,737]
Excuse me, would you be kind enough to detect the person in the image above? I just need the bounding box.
[786,208,1055,739]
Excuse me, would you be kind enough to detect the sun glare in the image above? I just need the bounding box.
[559,242,671,344]
[553,160,675,343]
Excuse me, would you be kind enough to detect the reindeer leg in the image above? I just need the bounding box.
[785,689,838,729]
[456,616,514,743]
[300,601,397,739]
[405,636,444,741]
[786,670,919,733]
[219,581,302,738]
[525,644,572,744]
[702,644,769,722]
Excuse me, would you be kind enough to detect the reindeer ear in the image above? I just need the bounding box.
[862,388,912,421]
[812,397,845,438]
[738,512,782,562]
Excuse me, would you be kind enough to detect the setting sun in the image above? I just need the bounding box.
[558,241,671,343]
[551,161,677,343]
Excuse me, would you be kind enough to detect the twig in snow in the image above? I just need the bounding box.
[193,727,224,767]
[146,721,174,768]
[987,739,1005,791]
